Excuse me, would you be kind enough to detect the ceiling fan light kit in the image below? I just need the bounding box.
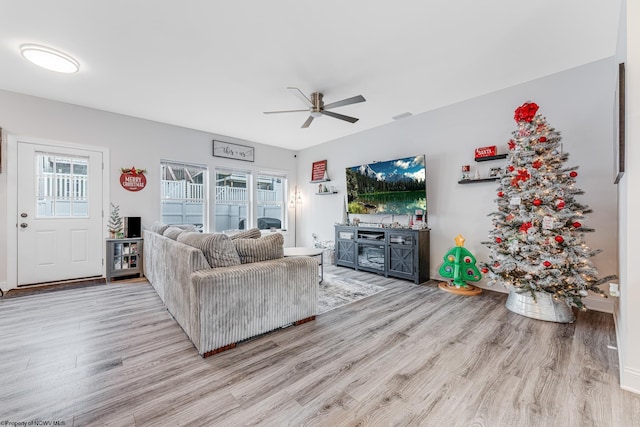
[264,87,366,128]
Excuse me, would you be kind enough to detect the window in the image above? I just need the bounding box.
[214,168,287,232]
[160,161,208,230]
[256,173,285,230]
[214,169,251,232]
[36,153,88,217]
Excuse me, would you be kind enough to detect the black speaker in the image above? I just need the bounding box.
[123,217,141,238]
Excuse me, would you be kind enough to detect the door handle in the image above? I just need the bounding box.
[20,213,28,218]
[20,223,28,228]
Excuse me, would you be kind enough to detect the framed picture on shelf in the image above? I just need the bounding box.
[489,167,502,177]
[311,160,328,181]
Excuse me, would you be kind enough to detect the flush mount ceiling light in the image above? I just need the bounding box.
[20,44,79,73]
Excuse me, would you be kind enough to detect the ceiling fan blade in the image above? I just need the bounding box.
[301,116,314,128]
[287,87,312,106]
[321,110,359,123]
[263,109,309,114]
[323,95,366,110]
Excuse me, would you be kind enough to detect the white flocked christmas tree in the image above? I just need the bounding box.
[480,102,615,310]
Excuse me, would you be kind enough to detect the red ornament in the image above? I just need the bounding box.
[532,160,542,169]
[508,165,515,172]
[498,191,504,197]
[570,171,578,178]
[533,199,542,206]
[556,199,565,209]
[508,139,516,150]
[543,261,552,267]
[519,222,533,233]
[514,102,539,123]
[495,237,502,243]
[481,268,489,274]
[494,262,500,268]
[539,136,547,142]
[572,222,582,228]
[555,236,564,243]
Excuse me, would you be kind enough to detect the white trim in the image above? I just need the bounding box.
[584,295,614,313]
[5,134,109,290]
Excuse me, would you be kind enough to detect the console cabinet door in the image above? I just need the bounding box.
[336,240,356,267]
[388,231,416,280]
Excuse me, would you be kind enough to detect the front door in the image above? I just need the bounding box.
[17,141,104,286]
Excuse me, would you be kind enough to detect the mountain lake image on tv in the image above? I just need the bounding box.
[346,155,426,215]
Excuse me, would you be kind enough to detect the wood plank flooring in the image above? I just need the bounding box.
[1,265,639,426]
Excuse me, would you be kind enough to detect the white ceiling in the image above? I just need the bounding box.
[0,1,621,150]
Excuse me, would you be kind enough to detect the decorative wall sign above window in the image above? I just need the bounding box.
[213,140,255,162]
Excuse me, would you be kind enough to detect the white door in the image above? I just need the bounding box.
[17,142,104,286]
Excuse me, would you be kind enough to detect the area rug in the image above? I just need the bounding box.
[318,273,388,314]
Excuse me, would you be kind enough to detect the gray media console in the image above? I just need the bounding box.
[334,225,430,284]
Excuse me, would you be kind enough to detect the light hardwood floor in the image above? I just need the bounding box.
[1,266,639,427]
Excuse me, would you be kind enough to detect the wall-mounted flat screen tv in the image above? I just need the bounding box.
[346,155,426,216]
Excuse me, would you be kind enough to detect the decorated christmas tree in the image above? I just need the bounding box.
[480,102,615,310]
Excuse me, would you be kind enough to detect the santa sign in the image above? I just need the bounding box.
[474,145,497,159]
[120,166,147,192]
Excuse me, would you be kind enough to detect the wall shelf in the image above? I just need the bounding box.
[315,191,338,195]
[310,178,331,183]
[458,177,499,184]
[475,154,507,162]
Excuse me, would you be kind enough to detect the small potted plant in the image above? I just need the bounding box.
[107,203,123,238]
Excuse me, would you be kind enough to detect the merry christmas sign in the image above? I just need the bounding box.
[120,166,147,192]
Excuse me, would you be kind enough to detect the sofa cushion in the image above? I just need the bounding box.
[230,228,261,240]
[150,222,170,235]
[164,226,187,240]
[178,232,241,268]
[233,233,284,264]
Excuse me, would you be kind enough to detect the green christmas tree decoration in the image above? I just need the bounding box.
[107,203,123,237]
[439,234,482,288]
[479,102,616,310]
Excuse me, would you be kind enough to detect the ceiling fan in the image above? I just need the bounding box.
[264,87,366,128]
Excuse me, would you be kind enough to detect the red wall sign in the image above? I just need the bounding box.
[120,166,147,192]
[474,145,497,159]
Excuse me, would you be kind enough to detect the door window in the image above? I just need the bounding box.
[36,153,89,217]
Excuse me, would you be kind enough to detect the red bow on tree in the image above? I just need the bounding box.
[511,168,531,187]
[514,102,539,123]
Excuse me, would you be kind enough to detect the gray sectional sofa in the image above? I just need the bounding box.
[143,225,318,357]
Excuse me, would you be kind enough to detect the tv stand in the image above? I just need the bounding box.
[334,225,430,284]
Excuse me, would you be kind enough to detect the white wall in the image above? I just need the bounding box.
[617,0,640,394]
[297,58,618,312]
[0,90,298,290]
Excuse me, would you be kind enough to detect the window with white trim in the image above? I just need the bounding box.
[213,168,287,232]
[160,161,208,231]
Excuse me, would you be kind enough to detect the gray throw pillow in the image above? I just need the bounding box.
[230,228,261,240]
[151,222,170,235]
[163,226,186,240]
[233,233,284,264]
[178,232,241,268]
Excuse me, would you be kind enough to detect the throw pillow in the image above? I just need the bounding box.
[178,232,241,268]
[150,222,170,235]
[233,233,284,264]
[163,226,186,240]
[229,228,261,240]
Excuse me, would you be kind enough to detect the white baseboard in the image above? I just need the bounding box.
[584,295,614,313]
[621,366,640,395]
[0,280,7,293]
